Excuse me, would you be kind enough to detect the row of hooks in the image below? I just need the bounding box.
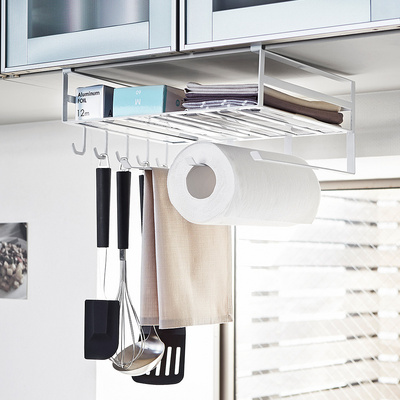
[72,127,169,169]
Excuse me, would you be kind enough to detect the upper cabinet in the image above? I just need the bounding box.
[182,0,376,50]
[1,0,177,73]
[2,0,400,74]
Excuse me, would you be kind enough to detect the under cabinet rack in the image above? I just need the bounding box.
[63,47,355,173]
[68,104,349,144]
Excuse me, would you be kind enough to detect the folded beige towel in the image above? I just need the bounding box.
[140,168,233,329]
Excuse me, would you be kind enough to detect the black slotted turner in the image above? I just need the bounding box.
[133,326,186,385]
[133,174,186,385]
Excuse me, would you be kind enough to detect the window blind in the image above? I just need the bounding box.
[235,188,400,400]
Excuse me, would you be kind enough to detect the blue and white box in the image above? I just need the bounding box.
[113,85,185,117]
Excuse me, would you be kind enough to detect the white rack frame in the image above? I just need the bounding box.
[62,46,355,174]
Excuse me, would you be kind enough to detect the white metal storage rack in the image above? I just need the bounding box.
[62,47,355,173]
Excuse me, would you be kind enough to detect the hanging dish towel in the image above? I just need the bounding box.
[140,168,233,329]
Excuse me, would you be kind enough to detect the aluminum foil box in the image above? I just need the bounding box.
[113,85,185,117]
[75,85,114,120]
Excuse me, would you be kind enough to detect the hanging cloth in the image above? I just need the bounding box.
[140,168,233,329]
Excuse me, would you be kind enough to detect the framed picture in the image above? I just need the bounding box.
[0,223,28,299]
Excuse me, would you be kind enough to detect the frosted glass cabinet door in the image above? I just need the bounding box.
[371,0,400,21]
[184,0,371,48]
[2,0,176,73]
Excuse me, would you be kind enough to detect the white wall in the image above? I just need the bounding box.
[0,121,95,400]
[0,121,217,400]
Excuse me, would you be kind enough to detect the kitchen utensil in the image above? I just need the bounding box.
[85,164,120,360]
[139,173,144,231]
[112,325,165,375]
[111,169,145,369]
[112,173,165,375]
[133,172,186,384]
[84,299,119,359]
[132,326,186,385]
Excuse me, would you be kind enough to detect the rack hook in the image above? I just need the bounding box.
[98,153,110,168]
[116,134,130,163]
[94,130,109,160]
[119,156,134,171]
[136,139,150,167]
[72,127,87,155]
[156,143,169,168]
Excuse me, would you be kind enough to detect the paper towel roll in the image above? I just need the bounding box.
[167,143,321,225]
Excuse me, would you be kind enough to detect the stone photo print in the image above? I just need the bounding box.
[0,223,28,299]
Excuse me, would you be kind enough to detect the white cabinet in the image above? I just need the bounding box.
[1,0,177,73]
[182,0,371,50]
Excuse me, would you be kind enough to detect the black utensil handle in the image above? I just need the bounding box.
[117,170,131,250]
[139,174,144,232]
[96,167,111,248]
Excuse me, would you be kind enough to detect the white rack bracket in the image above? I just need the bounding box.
[62,69,77,122]
[257,48,355,174]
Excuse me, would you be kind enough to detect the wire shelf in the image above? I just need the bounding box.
[69,104,349,144]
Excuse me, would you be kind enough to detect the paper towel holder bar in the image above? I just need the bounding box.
[187,151,333,173]
[250,150,351,174]
[186,157,206,167]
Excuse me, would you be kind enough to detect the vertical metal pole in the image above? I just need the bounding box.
[219,323,235,400]
[257,46,265,107]
[62,69,71,122]
[347,80,356,174]
[219,226,236,400]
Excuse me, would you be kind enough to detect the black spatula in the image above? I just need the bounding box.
[133,173,186,384]
[133,326,186,385]
[84,166,120,360]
